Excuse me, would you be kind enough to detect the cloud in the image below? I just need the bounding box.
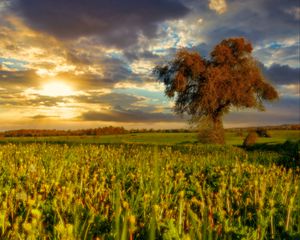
[0,16,147,92]
[209,0,227,14]
[278,85,299,98]
[80,107,182,123]
[225,97,300,126]
[285,7,300,20]
[254,41,299,67]
[262,63,299,86]
[258,62,300,98]
[55,55,145,90]
[192,0,299,48]
[73,93,144,108]
[30,114,58,119]
[0,92,66,107]
[12,0,189,48]
[0,69,39,88]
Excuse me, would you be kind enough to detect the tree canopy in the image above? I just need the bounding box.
[154,37,278,144]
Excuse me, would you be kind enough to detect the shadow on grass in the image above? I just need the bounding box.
[241,140,300,168]
[177,140,198,144]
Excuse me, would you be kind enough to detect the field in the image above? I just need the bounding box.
[1,130,299,145]
[0,130,299,239]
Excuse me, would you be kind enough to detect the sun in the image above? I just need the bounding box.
[39,81,74,97]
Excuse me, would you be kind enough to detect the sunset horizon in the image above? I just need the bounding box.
[1,0,299,131]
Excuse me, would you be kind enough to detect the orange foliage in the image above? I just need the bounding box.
[154,37,279,144]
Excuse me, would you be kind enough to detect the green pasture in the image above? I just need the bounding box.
[0,130,299,146]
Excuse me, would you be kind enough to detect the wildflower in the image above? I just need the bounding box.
[128,215,136,225]
[153,204,160,213]
[179,191,185,199]
[122,201,129,209]
[31,208,42,219]
[22,222,32,233]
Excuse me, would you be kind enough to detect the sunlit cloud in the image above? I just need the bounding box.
[25,81,75,97]
[285,7,300,20]
[209,0,227,14]
[278,84,300,97]
[114,81,164,92]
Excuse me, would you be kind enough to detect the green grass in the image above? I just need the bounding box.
[0,130,299,146]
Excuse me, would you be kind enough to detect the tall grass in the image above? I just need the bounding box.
[0,143,299,239]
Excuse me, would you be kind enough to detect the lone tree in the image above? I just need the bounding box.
[154,38,278,144]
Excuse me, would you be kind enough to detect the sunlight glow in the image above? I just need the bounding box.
[39,81,74,97]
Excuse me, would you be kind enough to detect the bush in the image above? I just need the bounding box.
[256,128,271,138]
[243,132,258,147]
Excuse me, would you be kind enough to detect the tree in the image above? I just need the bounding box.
[154,38,278,144]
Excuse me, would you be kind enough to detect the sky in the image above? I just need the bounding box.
[0,0,299,130]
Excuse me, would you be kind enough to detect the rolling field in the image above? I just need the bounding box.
[0,130,299,239]
[0,130,299,145]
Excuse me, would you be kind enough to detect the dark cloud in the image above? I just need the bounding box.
[0,93,65,107]
[262,0,299,24]
[81,106,181,122]
[199,0,299,45]
[12,0,189,47]
[124,50,160,61]
[74,93,144,108]
[260,63,299,86]
[225,97,300,125]
[27,95,66,107]
[54,58,137,89]
[76,72,133,89]
[30,114,58,119]
[0,69,39,88]
[66,51,92,66]
[0,90,144,109]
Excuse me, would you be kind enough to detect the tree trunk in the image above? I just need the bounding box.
[197,115,225,144]
[211,116,225,144]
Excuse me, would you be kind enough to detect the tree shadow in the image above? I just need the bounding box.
[177,140,198,145]
[241,140,300,168]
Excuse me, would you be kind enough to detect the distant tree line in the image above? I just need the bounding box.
[227,124,300,132]
[128,128,192,133]
[0,126,127,137]
[0,124,298,137]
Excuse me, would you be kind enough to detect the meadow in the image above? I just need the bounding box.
[0,130,299,145]
[0,130,299,239]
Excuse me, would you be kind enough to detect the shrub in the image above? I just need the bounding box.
[256,128,271,138]
[243,131,258,147]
